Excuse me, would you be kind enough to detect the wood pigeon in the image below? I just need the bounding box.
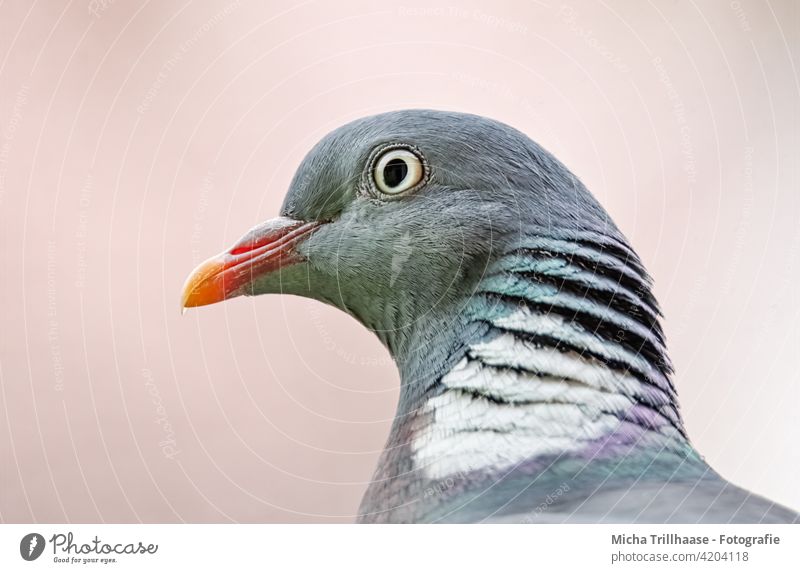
[182,110,798,523]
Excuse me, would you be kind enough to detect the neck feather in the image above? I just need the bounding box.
[359,229,695,522]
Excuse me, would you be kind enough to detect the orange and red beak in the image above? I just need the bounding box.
[181,216,322,309]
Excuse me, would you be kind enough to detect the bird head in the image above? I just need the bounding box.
[182,110,617,354]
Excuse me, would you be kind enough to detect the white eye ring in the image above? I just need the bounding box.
[373,148,425,195]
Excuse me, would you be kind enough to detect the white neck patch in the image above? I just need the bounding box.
[411,334,636,480]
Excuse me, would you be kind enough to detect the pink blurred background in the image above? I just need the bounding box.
[0,0,797,522]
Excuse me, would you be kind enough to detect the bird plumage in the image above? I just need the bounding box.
[358,228,794,522]
[184,109,798,523]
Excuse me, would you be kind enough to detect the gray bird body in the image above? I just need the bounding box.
[192,109,798,523]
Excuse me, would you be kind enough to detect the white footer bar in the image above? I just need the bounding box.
[1,524,797,572]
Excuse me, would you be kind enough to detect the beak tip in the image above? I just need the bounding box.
[181,257,229,309]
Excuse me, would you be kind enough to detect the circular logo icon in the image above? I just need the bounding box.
[20,533,45,561]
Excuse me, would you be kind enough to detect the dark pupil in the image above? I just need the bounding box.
[383,158,408,188]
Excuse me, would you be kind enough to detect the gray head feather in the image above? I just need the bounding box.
[258,110,621,355]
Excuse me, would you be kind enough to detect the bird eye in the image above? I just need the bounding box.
[372,148,425,196]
